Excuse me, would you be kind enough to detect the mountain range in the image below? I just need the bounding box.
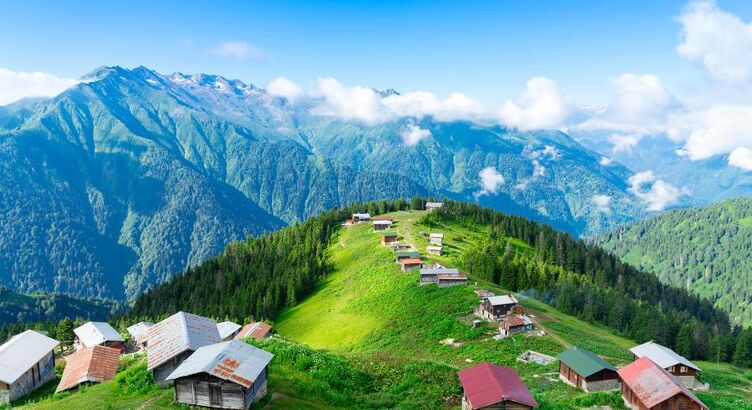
[0,66,648,301]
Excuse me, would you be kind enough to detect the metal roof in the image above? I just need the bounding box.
[420,268,460,275]
[352,213,371,219]
[382,232,398,237]
[0,330,59,384]
[437,274,467,281]
[126,322,154,345]
[147,312,221,370]
[500,315,533,328]
[395,251,420,258]
[73,322,124,348]
[166,340,273,388]
[630,341,700,371]
[425,202,444,208]
[217,321,242,340]
[486,295,518,306]
[458,363,539,409]
[55,345,120,392]
[234,322,272,340]
[373,220,392,225]
[556,347,616,378]
[400,258,422,264]
[618,357,707,409]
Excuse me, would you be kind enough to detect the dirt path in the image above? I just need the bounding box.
[526,311,572,349]
[135,394,161,410]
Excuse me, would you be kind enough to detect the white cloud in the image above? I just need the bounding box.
[628,171,684,211]
[609,133,643,153]
[0,68,77,106]
[530,145,562,160]
[592,195,612,214]
[609,73,673,125]
[532,160,546,178]
[599,156,614,166]
[382,91,486,122]
[677,0,752,83]
[668,104,752,161]
[728,146,752,170]
[211,41,267,60]
[498,77,572,130]
[474,166,505,198]
[266,77,304,102]
[400,124,431,146]
[312,77,386,124]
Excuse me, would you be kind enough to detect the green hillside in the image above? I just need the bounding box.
[596,197,752,327]
[0,286,122,326]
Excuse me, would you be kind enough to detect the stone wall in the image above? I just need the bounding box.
[584,378,621,392]
[4,351,56,403]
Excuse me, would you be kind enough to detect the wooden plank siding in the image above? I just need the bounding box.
[173,369,268,410]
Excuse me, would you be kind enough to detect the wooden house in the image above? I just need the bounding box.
[618,357,707,410]
[126,321,154,352]
[234,322,272,340]
[429,233,444,246]
[55,345,120,392]
[425,202,444,212]
[420,268,460,284]
[0,330,59,404]
[216,321,242,341]
[73,322,126,353]
[395,250,420,263]
[400,258,422,272]
[372,216,394,222]
[147,311,222,385]
[458,362,539,409]
[426,245,443,256]
[498,315,533,338]
[373,220,392,231]
[477,295,519,320]
[437,274,468,287]
[556,347,620,392]
[167,340,273,409]
[381,232,398,245]
[351,213,371,223]
[629,341,702,388]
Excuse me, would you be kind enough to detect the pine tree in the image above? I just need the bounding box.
[733,329,752,368]
[674,324,692,358]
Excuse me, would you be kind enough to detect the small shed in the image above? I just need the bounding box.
[147,311,222,385]
[381,232,398,245]
[437,274,468,287]
[126,322,155,351]
[420,268,460,284]
[618,357,707,410]
[629,341,702,388]
[352,213,371,222]
[457,362,539,409]
[400,258,422,272]
[429,233,444,246]
[426,245,443,256]
[55,345,120,392]
[234,322,272,341]
[167,340,274,409]
[372,216,394,222]
[217,322,243,341]
[498,315,533,338]
[0,330,59,404]
[425,202,444,212]
[556,347,620,392]
[373,220,392,231]
[395,250,420,263]
[73,322,125,353]
[477,295,519,320]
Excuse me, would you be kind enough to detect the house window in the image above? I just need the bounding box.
[680,365,687,373]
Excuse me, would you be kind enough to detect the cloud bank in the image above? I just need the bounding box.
[0,68,77,106]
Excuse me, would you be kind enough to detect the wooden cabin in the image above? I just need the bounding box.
[477,295,519,320]
[56,345,120,392]
[618,357,707,410]
[458,363,539,409]
[381,232,398,245]
[498,315,533,338]
[395,250,420,263]
[373,220,392,231]
[420,268,460,284]
[351,213,371,223]
[437,274,468,287]
[216,321,242,341]
[426,245,443,255]
[425,202,444,212]
[629,341,703,388]
[0,330,59,405]
[126,322,154,352]
[73,322,126,353]
[400,258,422,272]
[429,233,444,246]
[556,348,620,392]
[147,311,222,386]
[234,322,272,340]
[167,340,273,409]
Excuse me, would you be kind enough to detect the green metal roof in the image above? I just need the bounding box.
[396,251,420,257]
[556,347,616,377]
[382,232,398,237]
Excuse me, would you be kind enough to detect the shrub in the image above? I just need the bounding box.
[114,362,157,395]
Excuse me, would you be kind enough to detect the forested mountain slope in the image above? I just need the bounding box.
[596,197,752,326]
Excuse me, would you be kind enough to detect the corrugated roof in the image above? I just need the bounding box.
[166,340,273,388]
[352,213,371,219]
[618,357,707,409]
[126,322,154,345]
[373,220,392,225]
[396,251,420,258]
[147,312,221,370]
[420,268,460,275]
[74,322,124,348]
[0,330,59,384]
[437,274,467,280]
[400,258,422,265]
[382,232,398,237]
[630,341,700,371]
[217,321,242,340]
[458,363,539,409]
[500,315,533,328]
[556,347,616,378]
[486,295,518,306]
[55,345,120,392]
[234,322,272,340]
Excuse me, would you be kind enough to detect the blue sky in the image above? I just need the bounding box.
[2,0,750,105]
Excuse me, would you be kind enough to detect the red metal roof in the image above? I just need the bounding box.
[400,258,422,265]
[618,357,707,409]
[56,345,120,392]
[458,362,539,409]
[235,322,272,340]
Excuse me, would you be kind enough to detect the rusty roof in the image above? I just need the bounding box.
[437,274,467,280]
[400,258,422,265]
[618,357,707,409]
[166,340,273,388]
[500,315,533,328]
[235,322,272,340]
[56,345,120,392]
[146,311,221,370]
[126,322,154,345]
